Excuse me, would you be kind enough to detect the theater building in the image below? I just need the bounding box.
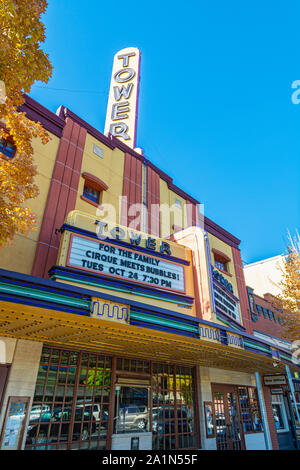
[0,48,299,451]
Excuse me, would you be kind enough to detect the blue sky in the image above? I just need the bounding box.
[30,0,300,264]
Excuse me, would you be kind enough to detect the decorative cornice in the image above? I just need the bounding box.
[204,217,241,248]
[61,107,115,149]
[20,95,65,138]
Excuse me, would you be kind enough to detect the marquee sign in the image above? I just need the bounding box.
[212,266,240,322]
[67,233,185,293]
[95,220,172,256]
[214,284,240,322]
[212,267,233,293]
[104,47,141,148]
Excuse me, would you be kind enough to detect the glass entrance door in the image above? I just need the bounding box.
[114,386,150,434]
[212,384,245,450]
[226,390,243,450]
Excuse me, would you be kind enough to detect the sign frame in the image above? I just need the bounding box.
[263,375,287,386]
[204,401,215,439]
[104,47,141,148]
[0,396,30,450]
[66,233,186,294]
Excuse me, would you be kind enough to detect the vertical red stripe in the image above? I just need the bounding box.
[147,167,160,237]
[65,123,80,168]
[135,159,142,232]
[232,247,253,334]
[121,153,142,231]
[129,156,136,205]
[147,167,152,235]
[31,118,87,278]
[187,201,196,227]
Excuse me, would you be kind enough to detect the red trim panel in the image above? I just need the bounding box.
[31,118,87,278]
[232,247,253,335]
[121,153,142,231]
[147,166,160,237]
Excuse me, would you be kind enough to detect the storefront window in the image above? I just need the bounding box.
[116,357,150,374]
[273,404,284,429]
[25,349,198,451]
[152,364,197,450]
[25,347,111,450]
[271,393,288,431]
[238,387,263,433]
[296,391,300,426]
[213,390,228,450]
[114,386,149,433]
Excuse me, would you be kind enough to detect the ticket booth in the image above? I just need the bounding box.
[111,381,152,450]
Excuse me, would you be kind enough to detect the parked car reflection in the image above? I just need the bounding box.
[26,405,97,444]
[115,405,149,433]
[29,405,51,420]
[76,403,109,428]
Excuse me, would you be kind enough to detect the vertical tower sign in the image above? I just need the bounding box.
[104,47,141,148]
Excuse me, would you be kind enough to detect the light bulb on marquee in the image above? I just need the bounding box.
[104,47,141,149]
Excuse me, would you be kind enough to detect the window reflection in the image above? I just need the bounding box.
[152,364,196,450]
[27,350,198,451]
[238,387,263,433]
[114,387,149,434]
[26,347,111,450]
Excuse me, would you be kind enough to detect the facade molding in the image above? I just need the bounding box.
[20,94,65,137]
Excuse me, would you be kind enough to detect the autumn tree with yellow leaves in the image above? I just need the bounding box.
[275,231,300,341]
[0,0,52,247]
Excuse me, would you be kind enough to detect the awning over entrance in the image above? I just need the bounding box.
[0,300,296,375]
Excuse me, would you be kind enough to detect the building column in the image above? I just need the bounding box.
[285,365,300,425]
[255,372,278,450]
[196,366,216,450]
[0,339,42,450]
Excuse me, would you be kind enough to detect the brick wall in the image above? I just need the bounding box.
[251,292,287,339]
[261,378,279,450]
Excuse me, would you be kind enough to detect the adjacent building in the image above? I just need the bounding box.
[247,273,300,449]
[244,255,286,298]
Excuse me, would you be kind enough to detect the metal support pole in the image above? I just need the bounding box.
[285,365,300,425]
[254,372,272,450]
